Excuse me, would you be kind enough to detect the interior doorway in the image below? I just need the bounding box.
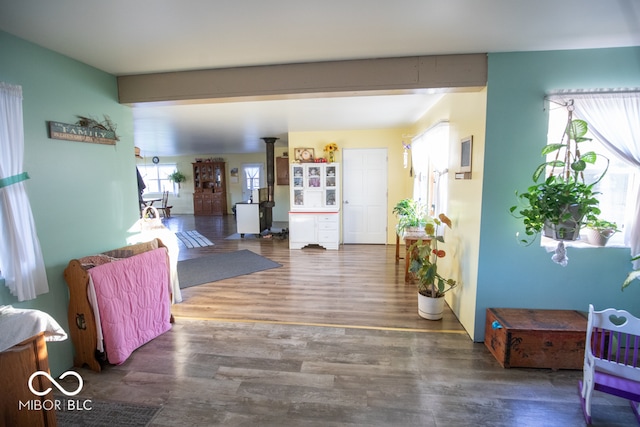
[241,163,265,202]
[342,148,388,244]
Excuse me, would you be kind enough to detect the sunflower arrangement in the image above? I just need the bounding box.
[323,142,339,162]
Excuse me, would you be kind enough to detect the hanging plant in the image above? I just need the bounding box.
[510,107,609,247]
[168,170,187,189]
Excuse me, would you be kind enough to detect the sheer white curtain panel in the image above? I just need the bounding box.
[571,93,640,267]
[428,123,450,216]
[411,132,429,203]
[411,122,450,214]
[0,82,49,300]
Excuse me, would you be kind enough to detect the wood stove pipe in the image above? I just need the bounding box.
[261,137,278,208]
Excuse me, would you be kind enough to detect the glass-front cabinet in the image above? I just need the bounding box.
[289,163,340,250]
[290,163,339,211]
[193,161,227,215]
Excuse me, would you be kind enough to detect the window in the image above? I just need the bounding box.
[244,165,261,192]
[546,106,638,246]
[138,164,177,194]
[411,122,450,216]
[240,163,264,201]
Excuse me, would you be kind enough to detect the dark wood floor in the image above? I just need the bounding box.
[61,214,635,426]
[166,214,465,333]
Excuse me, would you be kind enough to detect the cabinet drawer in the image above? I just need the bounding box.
[317,214,338,223]
[318,230,338,242]
[318,221,338,230]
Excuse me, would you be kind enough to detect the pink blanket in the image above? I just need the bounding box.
[89,247,171,365]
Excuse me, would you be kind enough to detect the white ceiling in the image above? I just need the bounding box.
[1,0,639,156]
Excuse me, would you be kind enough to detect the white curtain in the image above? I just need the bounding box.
[411,121,450,214]
[411,132,429,204]
[0,83,49,301]
[569,92,640,267]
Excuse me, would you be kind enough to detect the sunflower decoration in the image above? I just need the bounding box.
[323,142,339,162]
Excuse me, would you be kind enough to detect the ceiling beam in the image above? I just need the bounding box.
[117,54,487,105]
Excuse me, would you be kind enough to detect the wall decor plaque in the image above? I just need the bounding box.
[294,148,315,162]
[48,121,118,145]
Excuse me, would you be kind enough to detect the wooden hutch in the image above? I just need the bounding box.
[192,161,228,215]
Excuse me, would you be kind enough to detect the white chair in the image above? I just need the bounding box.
[579,304,640,424]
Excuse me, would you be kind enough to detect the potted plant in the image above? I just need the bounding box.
[392,198,429,238]
[584,217,619,246]
[408,213,457,320]
[168,170,187,189]
[510,116,608,245]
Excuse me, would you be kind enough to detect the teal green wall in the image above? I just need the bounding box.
[477,47,640,339]
[0,31,138,375]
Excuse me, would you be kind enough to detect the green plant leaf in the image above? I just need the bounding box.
[541,143,565,155]
[580,151,597,164]
[547,160,565,168]
[532,163,549,182]
[568,119,588,139]
[622,270,640,291]
[571,159,586,172]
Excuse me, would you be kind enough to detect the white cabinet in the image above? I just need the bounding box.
[289,212,339,250]
[236,203,261,236]
[289,163,340,250]
[290,163,339,211]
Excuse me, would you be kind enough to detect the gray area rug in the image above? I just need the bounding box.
[178,249,282,289]
[56,398,161,426]
[175,230,214,248]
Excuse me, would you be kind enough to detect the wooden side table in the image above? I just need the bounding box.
[0,332,58,426]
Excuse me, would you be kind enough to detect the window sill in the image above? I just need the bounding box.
[541,235,627,250]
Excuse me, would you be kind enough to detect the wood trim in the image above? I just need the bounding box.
[117,54,487,104]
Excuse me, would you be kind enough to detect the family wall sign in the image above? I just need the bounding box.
[47,115,119,145]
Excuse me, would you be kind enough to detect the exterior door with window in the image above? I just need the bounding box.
[242,163,264,202]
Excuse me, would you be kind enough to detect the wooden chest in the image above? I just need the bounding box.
[484,308,587,370]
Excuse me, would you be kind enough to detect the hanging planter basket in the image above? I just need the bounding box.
[542,204,585,241]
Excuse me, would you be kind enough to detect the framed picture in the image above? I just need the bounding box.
[460,136,473,172]
[294,148,315,162]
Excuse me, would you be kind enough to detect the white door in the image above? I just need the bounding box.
[343,148,388,244]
